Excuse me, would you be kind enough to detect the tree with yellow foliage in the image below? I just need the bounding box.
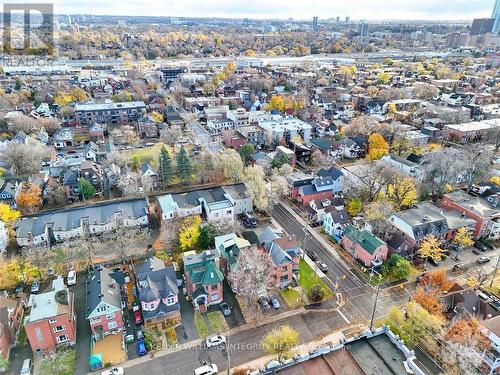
[266,95,285,112]
[178,216,202,251]
[368,133,389,160]
[417,235,446,265]
[490,176,500,186]
[386,175,418,210]
[0,203,20,241]
[16,183,42,215]
[452,227,474,251]
[261,325,300,362]
[151,111,164,123]
[244,49,257,57]
[69,87,87,102]
[54,91,73,107]
[377,72,391,84]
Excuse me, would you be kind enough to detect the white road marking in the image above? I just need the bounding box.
[338,308,351,324]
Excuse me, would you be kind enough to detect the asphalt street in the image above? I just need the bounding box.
[186,120,224,153]
[122,202,414,375]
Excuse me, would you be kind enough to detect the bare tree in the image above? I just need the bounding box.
[483,127,500,153]
[423,148,463,197]
[228,245,276,320]
[160,127,183,147]
[411,83,439,100]
[2,140,46,176]
[345,163,396,202]
[363,199,396,240]
[459,147,492,194]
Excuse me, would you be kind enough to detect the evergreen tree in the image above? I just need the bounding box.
[176,146,193,184]
[158,146,173,189]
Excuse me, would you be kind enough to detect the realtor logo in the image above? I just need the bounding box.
[3,3,54,55]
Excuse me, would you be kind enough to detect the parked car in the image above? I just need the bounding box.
[30,280,40,294]
[317,262,328,273]
[452,263,467,272]
[101,367,124,375]
[428,257,440,267]
[205,335,226,348]
[20,359,32,375]
[271,297,280,309]
[259,297,271,311]
[306,250,318,261]
[219,302,231,317]
[477,256,491,264]
[15,283,25,294]
[133,305,143,325]
[67,270,77,286]
[265,360,281,370]
[193,363,218,375]
[243,212,258,228]
[474,241,488,252]
[137,337,147,356]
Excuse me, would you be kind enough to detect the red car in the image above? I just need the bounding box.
[132,305,143,325]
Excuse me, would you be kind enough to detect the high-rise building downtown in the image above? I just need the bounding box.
[312,16,318,30]
[493,0,500,34]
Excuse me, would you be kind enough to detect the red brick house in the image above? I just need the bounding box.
[342,225,388,267]
[441,190,500,239]
[183,250,224,312]
[25,277,76,355]
[0,296,24,362]
[258,227,302,288]
[222,130,247,150]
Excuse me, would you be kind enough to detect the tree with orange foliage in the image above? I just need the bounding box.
[446,317,490,351]
[411,287,444,318]
[419,269,454,292]
[16,183,42,215]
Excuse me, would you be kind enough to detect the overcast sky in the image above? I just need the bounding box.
[52,0,493,20]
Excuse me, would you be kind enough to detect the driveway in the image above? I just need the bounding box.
[8,335,32,375]
[219,281,246,329]
[175,292,199,343]
[72,272,91,375]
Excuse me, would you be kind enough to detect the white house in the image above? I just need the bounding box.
[157,184,252,223]
[323,206,351,240]
[380,154,425,181]
[14,198,149,247]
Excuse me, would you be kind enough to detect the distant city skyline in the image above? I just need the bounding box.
[53,0,493,21]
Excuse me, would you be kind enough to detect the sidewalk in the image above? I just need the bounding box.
[227,329,347,374]
[93,307,307,374]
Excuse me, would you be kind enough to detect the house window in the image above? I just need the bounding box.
[35,327,44,342]
[166,296,175,305]
[56,335,69,344]
[90,317,101,324]
[49,318,57,324]
[211,284,218,291]
[211,294,219,302]
[106,313,115,321]
[108,321,117,330]
[53,325,66,333]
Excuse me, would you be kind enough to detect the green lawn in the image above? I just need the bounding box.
[39,349,75,375]
[17,326,27,346]
[124,143,171,167]
[298,260,334,300]
[194,312,209,338]
[207,311,229,333]
[279,287,304,309]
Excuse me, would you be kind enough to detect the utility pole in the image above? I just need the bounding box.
[370,281,381,330]
[226,336,231,375]
[490,256,500,288]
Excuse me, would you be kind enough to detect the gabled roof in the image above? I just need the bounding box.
[317,165,344,180]
[343,225,384,255]
[325,207,351,224]
[86,266,122,319]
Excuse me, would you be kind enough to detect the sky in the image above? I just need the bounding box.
[51,0,494,21]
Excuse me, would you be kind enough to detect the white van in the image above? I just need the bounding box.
[193,363,218,375]
[67,270,77,286]
[20,359,32,375]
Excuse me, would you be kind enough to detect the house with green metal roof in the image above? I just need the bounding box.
[341,225,388,267]
[183,250,224,312]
